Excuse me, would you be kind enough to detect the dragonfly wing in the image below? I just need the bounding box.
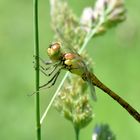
[55,28,78,54]
[87,79,97,101]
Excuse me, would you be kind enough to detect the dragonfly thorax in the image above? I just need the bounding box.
[63,52,87,76]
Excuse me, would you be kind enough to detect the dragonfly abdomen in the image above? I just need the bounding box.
[83,71,140,123]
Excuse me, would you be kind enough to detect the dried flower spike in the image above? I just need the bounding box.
[54,76,93,129]
[80,0,126,34]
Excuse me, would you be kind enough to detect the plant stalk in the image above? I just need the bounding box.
[33,0,41,139]
[74,126,80,140]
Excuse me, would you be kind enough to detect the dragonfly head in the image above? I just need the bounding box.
[48,42,62,62]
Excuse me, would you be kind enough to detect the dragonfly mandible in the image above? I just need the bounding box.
[39,42,140,123]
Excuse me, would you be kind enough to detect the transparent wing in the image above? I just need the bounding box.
[55,28,78,54]
[87,78,97,101]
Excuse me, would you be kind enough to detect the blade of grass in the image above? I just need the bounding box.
[33,0,41,139]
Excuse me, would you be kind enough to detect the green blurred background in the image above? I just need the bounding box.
[0,0,140,139]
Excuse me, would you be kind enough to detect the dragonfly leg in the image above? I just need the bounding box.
[39,68,61,89]
[39,64,53,71]
[46,62,61,76]
[39,68,50,77]
[39,62,61,76]
[29,70,60,96]
[47,71,60,88]
[33,55,52,65]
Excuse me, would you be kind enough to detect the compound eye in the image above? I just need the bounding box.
[47,42,62,61]
[64,53,75,60]
[49,42,61,50]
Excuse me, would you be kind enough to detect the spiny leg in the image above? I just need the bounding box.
[30,70,61,96]
[39,73,58,88]
[39,65,51,71]
[39,62,61,76]
[47,71,60,88]
[39,64,58,77]
[29,70,60,96]
[33,58,52,71]
[39,68,50,77]
[39,63,55,73]
[46,62,61,76]
[34,53,60,72]
[39,68,61,89]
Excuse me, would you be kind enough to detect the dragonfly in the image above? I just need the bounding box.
[39,42,96,100]
[39,42,140,123]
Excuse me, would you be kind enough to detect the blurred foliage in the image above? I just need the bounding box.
[93,124,116,140]
[0,0,140,140]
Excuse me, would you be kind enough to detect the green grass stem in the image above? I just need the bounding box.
[33,0,41,139]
